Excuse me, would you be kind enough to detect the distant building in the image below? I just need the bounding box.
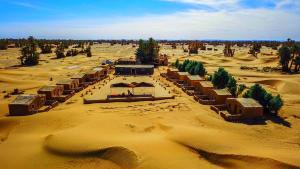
[115,58,136,65]
[194,81,214,95]
[175,72,190,81]
[7,44,16,48]
[85,68,108,83]
[115,65,154,75]
[166,68,178,79]
[37,85,64,101]
[9,94,46,116]
[71,73,88,87]
[56,79,80,94]
[155,54,168,66]
[101,60,114,66]
[224,98,264,120]
[186,75,205,87]
[208,89,233,105]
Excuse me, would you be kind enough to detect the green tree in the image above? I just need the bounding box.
[193,62,206,77]
[86,46,92,57]
[227,76,237,96]
[55,43,65,59]
[237,84,246,96]
[185,61,195,72]
[294,56,300,72]
[0,40,8,50]
[181,60,190,72]
[212,68,230,89]
[279,46,291,72]
[249,43,262,57]
[135,38,159,64]
[40,44,52,54]
[268,95,283,115]
[178,63,184,72]
[289,45,300,72]
[243,84,268,107]
[175,59,180,68]
[243,84,283,115]
[20,36,39,66]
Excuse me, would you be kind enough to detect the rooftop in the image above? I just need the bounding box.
[71,73,87,79]
[10,95,38,105]
[187,75,204,81]
[57,79,76,85]
[235,98,263,108]
[168,68,178,72]
[213,89,232,96]
[177,72,190,76]
[86,70,100,74]
[199,81,214,88]
[38,85,58,92]
[93,67,104,71]
[118,58,136,61]
[115,65,154,68]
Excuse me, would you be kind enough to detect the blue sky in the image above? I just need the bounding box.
[0,0,300,40]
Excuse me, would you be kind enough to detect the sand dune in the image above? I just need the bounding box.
[0,44,300,169]
[0,119,18,143]
[255,79,300,95]
[186,145,299,169]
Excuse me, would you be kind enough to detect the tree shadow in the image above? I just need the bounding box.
[240,118,267,125]
[265,114,291,128]
[237,115,291,127]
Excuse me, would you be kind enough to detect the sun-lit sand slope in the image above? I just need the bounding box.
[0,44,300,169]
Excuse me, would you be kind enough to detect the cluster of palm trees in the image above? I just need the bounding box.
[279,39,300,73]
[175,59,206,77]
[249,43,262,57]
[20,36,40,66]
[188,42,206,54]
[39,43,52,54]
[0,40,8,50]
[223,43,235,57]
[56,43,92,59]
[135,38,159,64]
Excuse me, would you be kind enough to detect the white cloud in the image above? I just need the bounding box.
[164,0,238,6]
[10,1,41,9]
[163,0,239,10]
[275,0,300,10]
[1,8,299,40]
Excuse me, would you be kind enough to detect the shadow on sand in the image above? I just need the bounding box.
[239,115,291,128]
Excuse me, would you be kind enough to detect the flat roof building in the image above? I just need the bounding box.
[225,98,264,120]
[187,75,205,87]
[37,85,64,101]
[57,79,80,93]
[9,94,46,116]
[175,72,190,81]
[194,81,214,95]
[115,65,154,75]
[115,58,136,65]
[166,68,178,79]
[208,89,233,105]
[71,73,87,84]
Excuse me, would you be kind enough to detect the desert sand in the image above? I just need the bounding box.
[0,43,300,169]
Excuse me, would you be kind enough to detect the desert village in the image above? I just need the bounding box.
[0,38,300,169]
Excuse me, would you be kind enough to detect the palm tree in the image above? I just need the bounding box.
[20,36,39,66]
[294,56,300,72]
[135,38,159,64]
[278,46,291,72]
